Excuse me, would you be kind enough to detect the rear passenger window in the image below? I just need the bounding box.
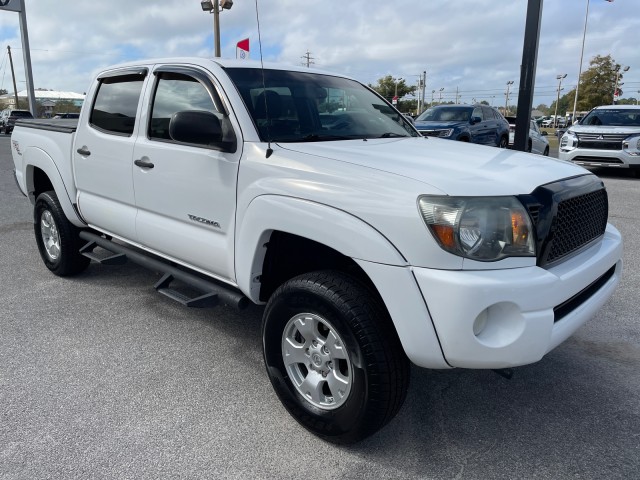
[482,107,496,120]
[90,74,144,136]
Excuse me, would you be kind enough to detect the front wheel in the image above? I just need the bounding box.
[34,191,90,276]
[262,271,409,444]
[498,135,508,148]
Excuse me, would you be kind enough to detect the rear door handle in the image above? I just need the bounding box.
[134,158,154,169]
[77,147,91,156]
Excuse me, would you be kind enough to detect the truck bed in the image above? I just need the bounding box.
[15,118,79,134]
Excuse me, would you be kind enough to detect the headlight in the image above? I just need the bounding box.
[418,196,535,261]
[623,136,640,156]
[438,129,454,138]
[560,131,578,151]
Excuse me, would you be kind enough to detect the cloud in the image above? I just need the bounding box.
[0,0,637,105]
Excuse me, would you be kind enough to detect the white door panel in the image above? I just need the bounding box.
[133,141,239,280]
[74,71,147,240]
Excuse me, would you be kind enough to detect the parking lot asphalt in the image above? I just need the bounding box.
[1,134,638,479]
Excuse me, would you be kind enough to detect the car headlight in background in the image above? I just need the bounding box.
[623,136,640,156]
[418,196,536,261]
[560,131,578,151]
[438,129,454,138]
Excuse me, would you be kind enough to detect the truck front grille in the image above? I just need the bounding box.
[518,175,608,268]
[545,189,608,264]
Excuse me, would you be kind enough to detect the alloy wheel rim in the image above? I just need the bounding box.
[281,313,353,410]
[40,210,61,261]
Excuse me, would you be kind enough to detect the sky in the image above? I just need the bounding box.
[0,0,638,109]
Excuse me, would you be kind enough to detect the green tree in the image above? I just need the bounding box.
[52,99,81,114]
[551,54,624,113]
[0,88,7,95]
[369,75,416,102]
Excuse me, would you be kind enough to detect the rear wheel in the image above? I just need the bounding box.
[262,271,409,444]
[543,146,550,156]
[34,191,90,276]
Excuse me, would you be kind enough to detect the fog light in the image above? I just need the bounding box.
[473,303,525,348]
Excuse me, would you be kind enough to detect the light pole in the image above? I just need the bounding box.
[201,0,233,57]
[613,65,630,104]
[490,95,496,107]
[393,77,403,97]
[431,90,435,106]
[504,80,514,115]
[438,87,444,104]
[554,74,567,127]
[572,0,590,122]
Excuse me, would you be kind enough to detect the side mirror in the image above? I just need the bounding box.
[169,110,236,151]
[470,116,482,124]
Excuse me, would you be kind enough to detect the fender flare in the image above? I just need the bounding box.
[23,146,84,227]
[235,195,407,302]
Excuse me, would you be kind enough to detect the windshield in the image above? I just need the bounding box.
[581,108,640,127]
[416,107,472,122]
[224,68,418,142]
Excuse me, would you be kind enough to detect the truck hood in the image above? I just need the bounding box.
[279,137,587,196]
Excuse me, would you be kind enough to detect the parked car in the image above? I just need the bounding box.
[559,104,640,175]
[52,112,80,119]
[414,104,509,148]
[0,108,33,134]
[506,116,550,155]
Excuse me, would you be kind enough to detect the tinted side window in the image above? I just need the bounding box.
[90,74,144,135]
[482,107,496,120]
[149,72,219,141]
[472,107,484,120]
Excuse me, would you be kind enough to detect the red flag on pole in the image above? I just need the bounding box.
[236,38,249,60]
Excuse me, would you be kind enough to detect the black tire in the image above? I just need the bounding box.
[458,136,470,142]
[527,141,533,153]
[543,146,549,156]
[262,271,410,444]
[498,135,508,148]
[34,191,90,276]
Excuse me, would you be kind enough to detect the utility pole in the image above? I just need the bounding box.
[421,71,427,112]
[301,50,314,68]
[7,46,19,108]
[455,86,459,104]
[504,80,514,115]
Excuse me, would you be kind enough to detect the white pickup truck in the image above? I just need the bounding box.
[11,57,623,443]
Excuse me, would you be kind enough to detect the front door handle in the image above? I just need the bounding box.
[77,146,91,156]
[134,158,154,169]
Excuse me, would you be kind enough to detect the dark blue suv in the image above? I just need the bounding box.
[414,104,509,148]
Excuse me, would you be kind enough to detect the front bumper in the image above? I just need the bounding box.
[559,147,640,169]
[412,224,622,369]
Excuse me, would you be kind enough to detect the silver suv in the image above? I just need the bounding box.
[559,105,640,176]
[0,109,33,134]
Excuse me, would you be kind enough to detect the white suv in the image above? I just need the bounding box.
[0,108,33,134]
[559,105,640,176]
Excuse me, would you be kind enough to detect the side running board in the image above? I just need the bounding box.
[79,231,250,310]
